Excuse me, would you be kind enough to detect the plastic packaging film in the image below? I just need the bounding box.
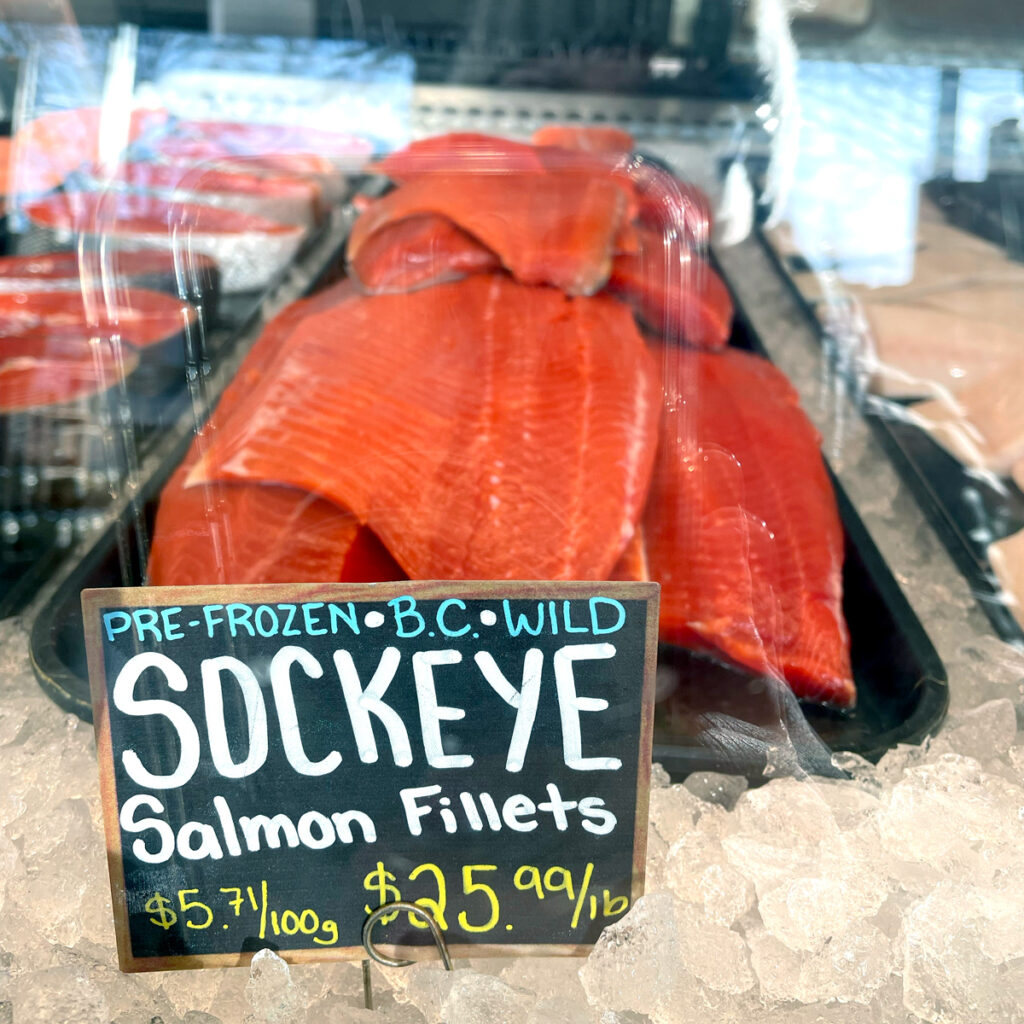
[5,6,1024,1024]
[2,12,952,825]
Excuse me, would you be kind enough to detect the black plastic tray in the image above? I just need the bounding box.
[28,270,948,780]
[757,226,1024,649]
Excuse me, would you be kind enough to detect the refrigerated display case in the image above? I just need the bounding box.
[2,2,1024,1022]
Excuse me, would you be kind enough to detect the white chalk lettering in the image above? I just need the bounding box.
[120,793,174,864]
[333,646,412,766]
[412,649,472,769]
[269,647,342,776]
[474,649,542,772]
[201,656,268,779]
[553,643,622,771]
[113,652,201,789]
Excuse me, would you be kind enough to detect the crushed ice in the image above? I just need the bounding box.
[3,615,1024,1023]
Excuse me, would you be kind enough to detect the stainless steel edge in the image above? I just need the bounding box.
[411,83,752,142]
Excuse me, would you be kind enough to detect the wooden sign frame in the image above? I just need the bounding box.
[84,580,659,972]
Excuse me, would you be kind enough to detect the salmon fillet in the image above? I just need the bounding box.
[149,461,404,587]
[371,132,633,186]
[348,173,628,295]
[607,226,733,349]
[189,274,661,581]
[645,346,854,706]
[609,527,650,582]
[349,213,500,293]
[148,279,404,587]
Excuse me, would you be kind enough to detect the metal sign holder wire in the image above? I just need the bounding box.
[361,901,454,1009]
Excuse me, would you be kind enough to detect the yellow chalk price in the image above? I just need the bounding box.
[361,860,629,934]
[142,882,339,946]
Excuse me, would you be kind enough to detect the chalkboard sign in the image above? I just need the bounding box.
[83,581,659,972]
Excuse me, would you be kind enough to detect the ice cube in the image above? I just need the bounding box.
[807,779,882,829]
[928,699,1018,762]
[873,741,934,785]
[245,948,303,1024]
[901,883,1024,1024]
[526,994,599,1024]
[440,971,533,1024]
[829,751,882,793]
[748,918,894,1006]
[647,786,701,846]
[720,834,820,899]
[948,636,1024,713]
[9,966,110,1024]
[580,891,754,1024]
[644,826,670,895]
[19,797,96,860]
[50,942,177,1022]
[0,832,22,909]
[500,957,586,1003]
[389,961,456,1022]
[759,878,859,953]
[665,833,754,927]
[734,779,839,846]
[877,756,1024,875]
[683,772,748,810]
[0,697,31,747]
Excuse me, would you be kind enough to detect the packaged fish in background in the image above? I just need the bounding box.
[759,62,1024,649]
[0,24,408,615]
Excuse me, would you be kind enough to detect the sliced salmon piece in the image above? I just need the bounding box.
[532,125,635,154]
[0,336,138,411]
[607,226,733,349]
[190,274,660,581]
[0,248,215,288]
[24,191,305,294]
[0,288,196,349]
[82,160,325,227]
[24,190,298,236]
[349,213,501,293]
[645,347,854,706]
[9,106,166,196]
[348,174,627,295]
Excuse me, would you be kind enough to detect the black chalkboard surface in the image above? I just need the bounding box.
[83,581,659,972]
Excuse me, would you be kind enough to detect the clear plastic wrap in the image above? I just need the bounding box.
[4,5,1024,1023]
